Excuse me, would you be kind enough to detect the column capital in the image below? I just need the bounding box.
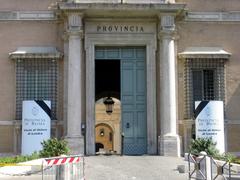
[158,15,176,40]
[67,12,84,32]
[62,30,84,42]
[160,15,175,31]
[64,12,84,40]
[158,31,176,40]
[66,29,84,38]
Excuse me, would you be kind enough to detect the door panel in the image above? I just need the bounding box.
[121,48,147,155]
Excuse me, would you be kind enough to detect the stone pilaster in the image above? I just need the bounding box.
[158,15,180,157]
[13,121,21,154]
[65,12,84,155]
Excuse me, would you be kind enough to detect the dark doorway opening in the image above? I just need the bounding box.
[95,60,121,154]
[95,60,120,100]
[95,143,104,152]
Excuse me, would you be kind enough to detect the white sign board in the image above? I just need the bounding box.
[22,100,51,155]
[195,101,225,154]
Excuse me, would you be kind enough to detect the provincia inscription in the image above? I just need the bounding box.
[195,101,225,154]
[97,25,144,33]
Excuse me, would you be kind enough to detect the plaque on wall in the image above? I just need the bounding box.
[21,100,51,155]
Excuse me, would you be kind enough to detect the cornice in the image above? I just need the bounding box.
[186,11,240,22]
[59,2,186,13]
[178,47,231,60]
[178,54,231,59]
[9,53,63,60]
[9,47,63,60]
[0,11,56,21]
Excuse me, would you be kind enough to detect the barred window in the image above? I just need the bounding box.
[16,59,58,120]
[184,58,225,118]
[192,69,215,102]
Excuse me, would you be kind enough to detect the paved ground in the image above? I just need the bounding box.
[0,155,188,180]
[84,155,188,180]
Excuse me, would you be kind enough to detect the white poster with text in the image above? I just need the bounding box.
[22,100,51,155]
[195,101,225,154]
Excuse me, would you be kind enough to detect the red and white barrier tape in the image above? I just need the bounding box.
[45,156,81,166]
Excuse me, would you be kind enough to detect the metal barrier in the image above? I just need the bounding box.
[42,155,84,180]
[188,153,207,180]
[188,153,240,180]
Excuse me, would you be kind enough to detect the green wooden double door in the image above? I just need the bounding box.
[95,47,147,155]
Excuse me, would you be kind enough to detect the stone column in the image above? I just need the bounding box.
[158,15,180,156]
[65,13,84,155]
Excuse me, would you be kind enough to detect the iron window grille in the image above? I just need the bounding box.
[16,59,58,120]
[184,58,225,119]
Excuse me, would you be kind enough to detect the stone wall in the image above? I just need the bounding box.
[0,126,13,152]
[74,0,173,3]
[176,0,240,11]
[0,1,63,152]
[0,0,57,11]
[177,15,240,152]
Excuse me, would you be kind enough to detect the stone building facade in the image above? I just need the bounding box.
[0,0,240,156]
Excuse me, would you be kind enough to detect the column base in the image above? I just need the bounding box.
[65,136,84,155]
[158,135,180,157]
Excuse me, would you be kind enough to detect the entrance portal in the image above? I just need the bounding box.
[95,47,147,155]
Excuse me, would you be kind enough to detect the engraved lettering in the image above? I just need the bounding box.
[136,26,138,32]
[97,26,101,32]
[130,26,134,32]
[108,26,112,31]
[103,26,107,32]
[96,25,145,33]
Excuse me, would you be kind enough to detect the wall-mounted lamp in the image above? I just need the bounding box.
[103,97,115,115]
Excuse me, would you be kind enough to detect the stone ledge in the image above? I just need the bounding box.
[0,120,63,126]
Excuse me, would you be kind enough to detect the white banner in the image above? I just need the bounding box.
[195,101,225,154]
[22,100,51,155]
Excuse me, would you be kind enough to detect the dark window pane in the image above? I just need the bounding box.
[192,70,203,102]
[203,70,214,100]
